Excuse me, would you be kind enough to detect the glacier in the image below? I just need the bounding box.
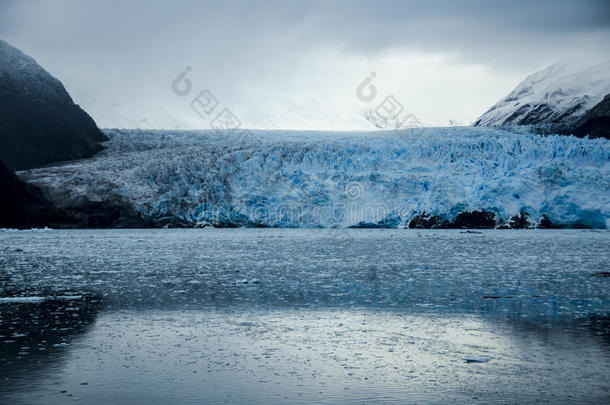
[20,127,610,228]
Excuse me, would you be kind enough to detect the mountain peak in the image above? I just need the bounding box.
[474,59,610,133]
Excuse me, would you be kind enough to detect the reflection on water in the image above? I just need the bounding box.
[1,309,609,404]
[0,229,609,403]
[0,295,101,400]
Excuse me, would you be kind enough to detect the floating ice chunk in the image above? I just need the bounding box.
[465,357,490,363]
[29,227,53,232]
[52,342,70,347]
[0,296,46,303]
[0,295,83,304]
[236,279,261,284]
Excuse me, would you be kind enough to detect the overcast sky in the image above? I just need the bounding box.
[1,0,609,130]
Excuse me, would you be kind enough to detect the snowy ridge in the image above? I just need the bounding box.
[21,127,610,228]
[474,60,610,129]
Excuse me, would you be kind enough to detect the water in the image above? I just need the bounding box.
[1,229,609,403]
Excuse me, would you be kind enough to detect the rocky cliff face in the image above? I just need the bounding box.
[474,60,610,138]
[0,40,106,170]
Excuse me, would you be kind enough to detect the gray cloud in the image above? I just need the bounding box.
[1,0,608,128]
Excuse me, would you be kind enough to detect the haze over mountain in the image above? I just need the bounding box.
[2,0,609,130]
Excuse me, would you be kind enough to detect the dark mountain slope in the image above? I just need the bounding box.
[0,160,67,228]
[0,39,106,170]
[575,94,610,139]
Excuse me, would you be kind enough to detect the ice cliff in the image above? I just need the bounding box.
[19,127,610,229]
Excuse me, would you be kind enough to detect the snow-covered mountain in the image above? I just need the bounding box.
[20,127,610,229]
[0,40,106,170]
[474,60,610,133]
